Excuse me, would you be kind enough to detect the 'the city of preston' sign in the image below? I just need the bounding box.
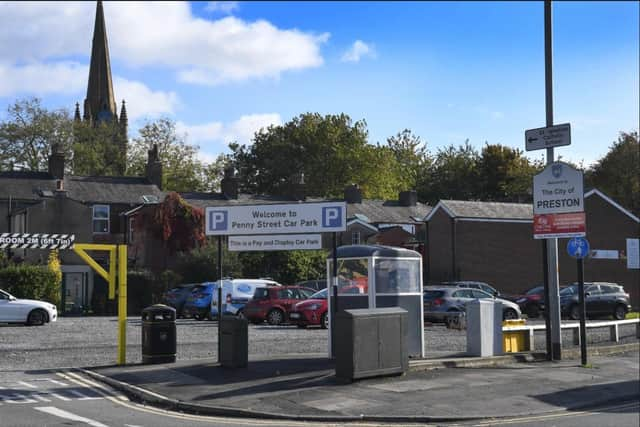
[533,162,584,215]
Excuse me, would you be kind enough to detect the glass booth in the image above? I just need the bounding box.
[327,245,425,358]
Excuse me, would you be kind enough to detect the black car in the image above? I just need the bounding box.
[559,282,631,320]
[162,284,198,317]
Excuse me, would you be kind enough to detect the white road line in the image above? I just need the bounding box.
[0,392,37,404]
[68,389,102,400]
[31,393,52,402]
[45,379,68,386]
[49,392,72,401]
[18,381,37,389]
[35,406,109,427]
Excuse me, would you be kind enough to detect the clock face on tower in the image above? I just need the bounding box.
[97,109,113,123]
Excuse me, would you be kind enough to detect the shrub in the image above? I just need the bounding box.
[0,265,58,303]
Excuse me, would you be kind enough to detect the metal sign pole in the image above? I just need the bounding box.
[217,236,223,364]
[577,257,587,365]
[544,0,562,361]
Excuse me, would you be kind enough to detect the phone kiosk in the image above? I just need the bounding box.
[328,245,425,358]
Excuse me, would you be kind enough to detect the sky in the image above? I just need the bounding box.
[0,1,638,167]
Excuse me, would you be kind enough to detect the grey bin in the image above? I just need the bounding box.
[219,315,248,368]
[334,307,408,382]
[141,304,176,364]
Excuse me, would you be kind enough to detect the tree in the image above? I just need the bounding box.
[72,119,126,176]
[128,118,208,192]
[231,112,405,199]
[386,129,430,190]
[477,143,542,202]
[419,141,481,204]
[0,98,74,171]
[586,131,640,215]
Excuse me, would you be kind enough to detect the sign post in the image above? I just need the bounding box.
[567,237,589,366]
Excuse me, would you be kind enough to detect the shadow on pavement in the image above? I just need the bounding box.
[534,379,640,413]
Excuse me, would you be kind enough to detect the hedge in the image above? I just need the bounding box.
[0,265,60,306]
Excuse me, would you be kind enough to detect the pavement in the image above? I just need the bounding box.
[82,343,640,423]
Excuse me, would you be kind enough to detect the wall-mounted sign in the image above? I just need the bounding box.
[205,202,346,236]
[590,250,619,260]
[0,233,75,249]
[228,234,322,251]
[627,238,639,269]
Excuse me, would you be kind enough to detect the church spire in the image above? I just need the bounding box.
[85,0,117,124]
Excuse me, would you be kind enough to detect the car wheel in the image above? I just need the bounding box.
[613,304,627,320]
[321,312,328,329]
[267,309,284,326]
[503,308,518,320]
[27,309,47,326]
[525,304,540,318]
[569,304,581,320]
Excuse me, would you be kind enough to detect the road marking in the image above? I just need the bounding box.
[18,381,37,389]
[68,389,102,400]
[31,393,52,402]
[0,392,37,404]
[35,406,109,427]
[48,392,72,401]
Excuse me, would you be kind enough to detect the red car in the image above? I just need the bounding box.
[289,288,329,329]
[243,286,315,325]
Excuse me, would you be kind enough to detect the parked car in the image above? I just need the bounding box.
[423,286,521,322]
[560,282,631,320]
[211,278,282,318]
[289,288,329,328]
[0,289,58,326]
[183,282,217,320]
[294,279,326,292]
[437,281,500,297]
[243,286,316,325]
[504,285,568,318]
[162,283,198,318]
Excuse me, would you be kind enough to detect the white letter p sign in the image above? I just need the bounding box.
[208,210,228,232]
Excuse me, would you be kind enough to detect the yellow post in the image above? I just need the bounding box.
[109,247,117,299]
[117,245,127,365]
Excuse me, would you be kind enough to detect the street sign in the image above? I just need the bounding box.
[0,233,75,249]
[627,238,639,269]
[567,237,590,259]
[533,212,586,239]
[205,202,346,236]
[525,123,571,151]
[228,234,322,251]
[533,162,584,215]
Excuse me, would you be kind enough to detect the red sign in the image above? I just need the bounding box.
[533,212,586,239]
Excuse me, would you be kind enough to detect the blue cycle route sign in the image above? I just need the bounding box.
[567,237,590,259]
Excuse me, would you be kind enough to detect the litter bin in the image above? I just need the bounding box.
[142,304,176,364]
[219,315,248,368]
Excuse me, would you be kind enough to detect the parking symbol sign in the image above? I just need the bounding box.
[322,206,342,227]
[208,210,228,232]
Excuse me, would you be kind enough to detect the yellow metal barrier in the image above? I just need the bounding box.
[73,243,127,365]
[503,319,527,353]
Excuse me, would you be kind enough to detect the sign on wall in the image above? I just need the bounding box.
[205,202,346,236]
[627,238,639,270]
[0,233,75,249]
[228,234,322,251]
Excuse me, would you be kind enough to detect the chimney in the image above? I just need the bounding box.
[289,172,306,201]
[399,190,417,206]
[48,143,65,180]
[221,166,238,199]
[344,184,362,204]
[145,144,163,190]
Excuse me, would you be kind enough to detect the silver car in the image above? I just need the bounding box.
[423,286,521,322]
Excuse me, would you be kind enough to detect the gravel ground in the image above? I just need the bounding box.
[0,317,637,371]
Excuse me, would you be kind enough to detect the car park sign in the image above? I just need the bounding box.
[205,202,346,235]
[228,234,322,251]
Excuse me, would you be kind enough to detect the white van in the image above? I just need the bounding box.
[210,278,282,317]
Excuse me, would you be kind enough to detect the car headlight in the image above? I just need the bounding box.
[309,304,320,310]
[516,298,527,304]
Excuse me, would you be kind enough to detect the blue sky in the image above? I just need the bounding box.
[0,1,637,167]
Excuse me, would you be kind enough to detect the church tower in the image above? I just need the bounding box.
[77,0,128,175]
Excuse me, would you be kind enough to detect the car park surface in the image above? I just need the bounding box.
[0,289,57,326]
[423,286,521,322]
[560,282,631,320]
[244,285,315,325]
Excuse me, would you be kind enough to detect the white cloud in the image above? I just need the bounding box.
[0,2,329,86]
[0,61,87,97]
[341,40,377,63]
[113,77,179,122]
[177,113,282,160]
[205,1,239,15]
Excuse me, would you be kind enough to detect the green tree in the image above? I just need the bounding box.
[128,118,207,192]
[586,131,640,215]
[231,113,404,199]
[477,143,542,202]
[419,141,481,204]
[71,119,126,176]
[386,129,431,190]
[0,98,74,171]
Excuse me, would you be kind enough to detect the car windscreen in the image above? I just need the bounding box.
[310,288,328,299]
[526,286,543,295]
[560,286,577,296]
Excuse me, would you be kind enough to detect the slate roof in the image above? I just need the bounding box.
[347,199,431,224]
[432,200,533,220]
[0,171,164,205]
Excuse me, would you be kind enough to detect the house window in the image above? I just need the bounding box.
[92,205,110,234]
[351,231,361,245]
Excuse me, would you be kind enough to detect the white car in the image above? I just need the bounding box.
[0,289,58,326]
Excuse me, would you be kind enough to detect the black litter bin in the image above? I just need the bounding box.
[219,315,248,368]
[142,304,176,364]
